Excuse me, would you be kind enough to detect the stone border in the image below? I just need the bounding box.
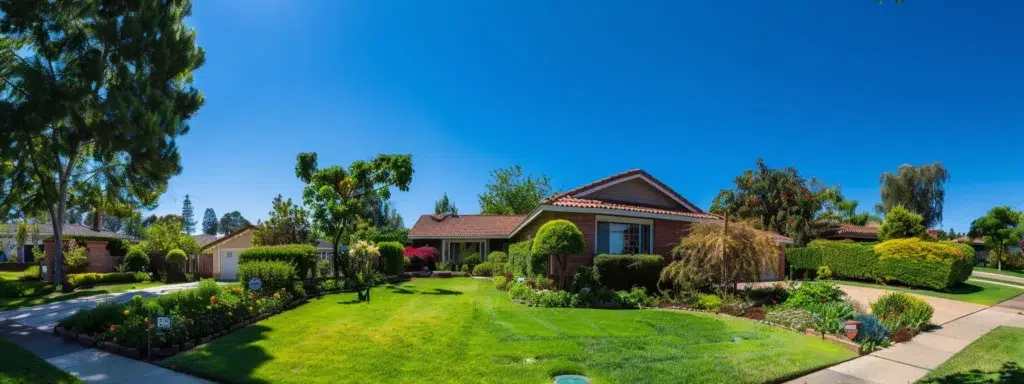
[52,297,309,362]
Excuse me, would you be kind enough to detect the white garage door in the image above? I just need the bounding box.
[220,250,240,281]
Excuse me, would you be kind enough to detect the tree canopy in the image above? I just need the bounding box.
[253,194,314,246]
[434,193,458,215]
[969,206,1024,261]
[710,159,842,245]
[877,206,928,241]
[181,195,196,234]
[0,0,205,284]
[139,219,199,256]
[531,219,585,289]
[478,165,553,215]
[218,211,250,235]
[295,152,412,278]
[876,162,950,228]
[201,208,218,235]
[669,222,777,291]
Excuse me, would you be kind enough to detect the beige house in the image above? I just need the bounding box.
[195,225,335,281]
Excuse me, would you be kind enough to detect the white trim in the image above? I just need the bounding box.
[505,205,547,239]
[595,215,653,225]
[574,173,701,213]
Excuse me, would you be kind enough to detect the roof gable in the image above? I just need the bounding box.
[408,215,527,239]
[549,169,703,213]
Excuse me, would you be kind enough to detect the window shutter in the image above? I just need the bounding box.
[597,222,609,255]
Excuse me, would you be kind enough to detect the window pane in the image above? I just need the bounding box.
[641,225,651,253]
[609,223,628,254]
[597,222,610,254]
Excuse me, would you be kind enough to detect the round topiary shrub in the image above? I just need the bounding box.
[487,251,509,264]
[165,248,188,265]
[123,246,150,272]
[532,219,585,289]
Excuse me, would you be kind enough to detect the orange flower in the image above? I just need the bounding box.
[210,296,217,304]
[110,324,116,331]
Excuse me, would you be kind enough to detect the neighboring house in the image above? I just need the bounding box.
[822,223,879,242]
[196,226,334,281]
[409,169,791,280]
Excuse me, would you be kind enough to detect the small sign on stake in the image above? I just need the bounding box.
[157,316,171,330]
[248,277,262,292]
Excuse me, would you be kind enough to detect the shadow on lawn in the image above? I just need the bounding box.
[422,288,462,296]
[920,362,1024,384]
[165,324,276,384]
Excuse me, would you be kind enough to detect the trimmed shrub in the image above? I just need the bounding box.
[472,262,494,276]
[854,314,891,344]
[165,248,188,265]
[238,260,295,293]
[436,261,453,272]
[810,240,877,280]
[593,254,664,291]
[786,247,822,271]
[67,272,151,288]
[239,244,317,280]
[695,293,722,312]
[878,206,927,241]
[487,251,509,264]
[377,241,405,275]
[871,292,934,333]
[509,239,546,277]
[784,282,846,309]
[874,238,971,289]
[122,246,150,272]
[494,275,510,290]
[462,253,482,272]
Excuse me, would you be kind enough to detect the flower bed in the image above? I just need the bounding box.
[53,279,306,361]
[496,273,657,309]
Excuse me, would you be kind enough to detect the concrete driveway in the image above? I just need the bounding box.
[836,284,987,325]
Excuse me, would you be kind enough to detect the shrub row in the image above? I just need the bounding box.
[593,254,664,291]
[238,261,295,293]
[377,241,405,275]
[67,272,151,289]
[508,239,547,277]
[785,239,973,289]
[239,244,317,279]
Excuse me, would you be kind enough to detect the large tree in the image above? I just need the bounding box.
[181,194,196,234]
[0,0,204,285]
[434,193,458,215]
[295,152,412,279]
[710,159,841,245]
[252,194,314,246]
[201,208,218,235]
[668,221,778,292]
[969,206,1024,269]
[478,165,554,215]
[218,211,250,234]
[876,162,950,228]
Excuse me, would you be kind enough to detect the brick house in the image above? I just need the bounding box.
[409,169,792,280]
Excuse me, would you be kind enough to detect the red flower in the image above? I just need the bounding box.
[549,284,556,290]
[110,324,116,331]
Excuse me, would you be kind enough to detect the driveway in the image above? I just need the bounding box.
[0,282,215,331]
[837,284,987,325]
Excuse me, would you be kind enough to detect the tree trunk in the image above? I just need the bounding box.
[558,255,568,290]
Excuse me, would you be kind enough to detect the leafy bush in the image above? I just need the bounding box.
[765,308,818,330]
[462,253,482,272]
[60,300,128,335]
[67,272,151,288]
[786,247,822,271]
[745,284,789,305]
[164,248,188,282]
[377,241,405,275]
[238,260,295,293]
[488,251,509,264]
[810,240,877,280]
[436,261,453,272]
[874,238,972,289]
[403,246,437,271]
[238,244,317,280]
[460,264,469,273]
[593,254,664,291]
[695,293,722,312]
[315,260,332,278]
[509,239,546,277]
[492,262,508,276]
[658,260,709,296]
[720,294,752,316]
[165,248,188,264]
[805,301,855,334]
[854,314,891,344]
[494,275,510,290]
[536,290,577,308]
[122,246,150,272]
[508,282,536,304]
[527,274,555,290]
[784,281,846,310]
[816,265,833,280]
[614,287,657,309]
[571,265,601,293]
[878,206,927,241]
[472,262,494,276]
[871,292,934,333]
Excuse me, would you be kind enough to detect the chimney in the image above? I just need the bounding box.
[92,210,102,232]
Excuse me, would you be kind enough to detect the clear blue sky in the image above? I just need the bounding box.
[152,0,1024,233]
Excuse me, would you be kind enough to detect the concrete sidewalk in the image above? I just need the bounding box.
[790,294,1024,384]
[0,281,214,332]
[1,321,210,383]
[972,270,1024,285]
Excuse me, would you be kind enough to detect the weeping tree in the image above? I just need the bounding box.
[666,221,779,292]
[876,162,950,228]
[295,152,412,279]
[0,0,205,286]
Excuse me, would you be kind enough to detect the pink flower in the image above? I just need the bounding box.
[110,324,116,331]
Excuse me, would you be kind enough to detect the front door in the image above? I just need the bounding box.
[221,250,239,281]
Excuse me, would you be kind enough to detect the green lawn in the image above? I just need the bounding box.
[833,280,1024,306]
[975,267,1024,279]
[0,339,82,384]
[0,282,166,311]
[970,277,1024,288]
[166,278,854,384]
[918,326,1024,383]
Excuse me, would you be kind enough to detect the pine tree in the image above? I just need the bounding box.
[181,195,197,234]
[202,208,218,235]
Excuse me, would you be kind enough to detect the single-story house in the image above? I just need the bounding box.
[409,169,791,280]
[196,226,335,281]
[0,221,132,281]
[821,223,880,242]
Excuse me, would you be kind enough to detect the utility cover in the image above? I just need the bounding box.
[553,375,591,384]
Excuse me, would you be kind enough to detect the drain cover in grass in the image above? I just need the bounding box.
[553,375,591,384]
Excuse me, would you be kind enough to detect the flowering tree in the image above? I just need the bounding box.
[349,241,381,301]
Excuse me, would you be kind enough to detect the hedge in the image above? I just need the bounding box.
[810,240,877,280]
[122,246,150,272]
[67,272,151,289]
[239,244,317,279]
[594,254,664,291]
[377,241,405,275]
[786,247,822,271]
[874,238,973,290]
[509,239,547,277]
[238,260,295,292]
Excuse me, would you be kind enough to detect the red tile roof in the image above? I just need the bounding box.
[548,197,721,220]
[408,215,527,238]
[547,169,706,213]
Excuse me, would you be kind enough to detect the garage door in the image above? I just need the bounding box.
[220,250,239,281]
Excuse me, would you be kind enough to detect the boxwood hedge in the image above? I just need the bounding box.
[874,238,973,290]
[785,247,822,271]
[810,240,878,280]
[239,244,317,280]
[593,254,664,291]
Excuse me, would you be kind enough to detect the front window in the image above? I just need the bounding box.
[597,221,651,254]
